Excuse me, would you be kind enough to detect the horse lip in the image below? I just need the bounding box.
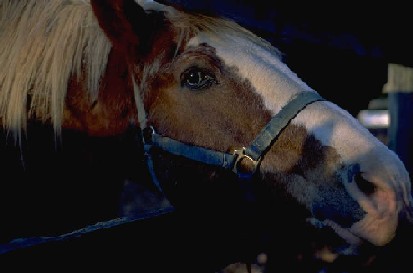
[306,217,389,265]
[322,219,363,245]
[307,217,363,251]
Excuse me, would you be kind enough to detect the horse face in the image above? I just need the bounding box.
[91,0,413,256]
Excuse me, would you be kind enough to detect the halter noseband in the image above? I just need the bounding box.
[142,91,324,191]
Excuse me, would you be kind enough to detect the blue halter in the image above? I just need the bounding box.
[143,91,324,191]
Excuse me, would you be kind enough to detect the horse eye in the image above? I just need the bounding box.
[180,67,217,90]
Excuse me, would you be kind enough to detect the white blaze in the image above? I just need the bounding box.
[188,32,413,246]
[187,32,380,162]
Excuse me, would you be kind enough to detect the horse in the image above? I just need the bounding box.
[1,0,413,272]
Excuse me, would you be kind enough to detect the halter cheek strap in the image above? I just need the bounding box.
[142,91,324,190]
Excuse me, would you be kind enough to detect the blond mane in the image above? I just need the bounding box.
[0,0,111,136]
[0,0,279,138]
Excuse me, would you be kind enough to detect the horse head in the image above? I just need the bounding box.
[90,0,413,255]
[1,0,412,270]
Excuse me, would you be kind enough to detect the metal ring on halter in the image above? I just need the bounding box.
[231,147,259,178]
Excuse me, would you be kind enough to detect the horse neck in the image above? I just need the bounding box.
[63,49,139,136]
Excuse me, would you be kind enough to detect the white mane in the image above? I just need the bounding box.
[0,0,111,136]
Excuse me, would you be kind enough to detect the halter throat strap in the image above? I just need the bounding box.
[143,91,324,181]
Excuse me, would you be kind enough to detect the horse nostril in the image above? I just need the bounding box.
[354,173,376,195]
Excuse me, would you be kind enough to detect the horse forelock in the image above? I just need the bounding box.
[0,0,111,136]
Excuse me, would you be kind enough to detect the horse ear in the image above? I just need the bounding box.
[91,0,170,56]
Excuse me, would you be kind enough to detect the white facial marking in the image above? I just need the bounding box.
[187,31,413,245]
[188,33,309,114]
[188,32,381,161]
[135,0,175,13]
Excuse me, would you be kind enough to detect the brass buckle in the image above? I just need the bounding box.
[231,147,259,177]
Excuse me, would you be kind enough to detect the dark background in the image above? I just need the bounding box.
[163,0,413,66]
